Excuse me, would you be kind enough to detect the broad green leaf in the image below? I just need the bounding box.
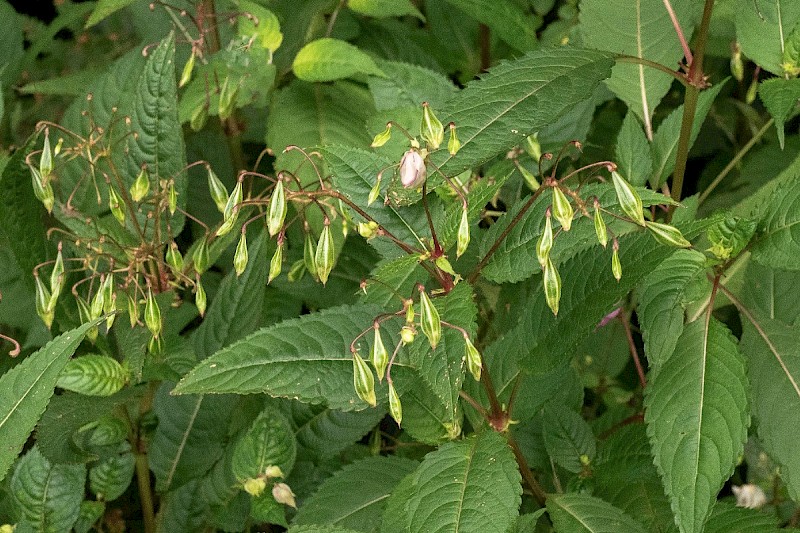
[19,67,106,96]
[750,173,800,269]
[405,431,521,533]
[380,473,414,533]
[441,0,539,52]
[644,318,749,533]
[289,403,386,461]
[361,255,427,309]
[357,19,446,74]
[740,261,800,325]
[650,80,727,188]
[368,61,456,111]
[56,354,128,396]
[173,304,386,411]
[238,1,283,52]
[432,48,614,175]
[0,1,23,86]
[615,111,653,186]
[759,78,800,149]
[85,0,136,27]
[293,38,385,82]
[232,409,297,482]
[293,456,418,531]
[580,0,697,135]
[704,500,779,533]
[636,249,707,372]
[542,404,596,473]
[0,319,99,482]
[546,493,647,533]
[736,0,800,76]
[10,446,86,533]
[349,0,424,21]
[538,84,615,154]
[288,526,365,533]
[392,365,461,444]
[89,451,136,501]
[157,479,206,532]
[740,310,800,499]
[74,500,106,533]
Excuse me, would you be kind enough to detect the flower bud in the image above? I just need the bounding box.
[732,484,767,509]
[179,52,195,88]
[457,207,470,258]
[448,122,460,155]
[537,209,553,268]
[54,137,63,156]
[464,335,482,381]
[746,78,758,105]
[543,256,561,316]
[264,465,284,479]
[612,240,622,281]
[166,242,184,273]
[419,287,441,349]
[368,176,381,206]
[268,242,283,284]
[243,477,266,497]
[358,221,379,239]
[192,236,210,274]
[593,201,608,248]
[316,224,335,285]
[371,123,392,148]
[611,171,645,226]
[144,288,162,338]
[272,482,297,508]
[40,129,54,180]
[267,179,286,236]
[207,166,228,213]
[730,46,744,82]
[50,246,65,298]
[371,325,388,381]
[400,325,416,345]
[108,186,125,224]
[130,166,150,202]
[551,186,574,231]
[127,292,140,328]
[35,276,54,329]
[399,149,426,189]
[645,221,691,248]
[388,381,402,425]
[196,279,207,317]
[234,231,248,276]
[421,102,444,149]
[353,351,377,407]
[168,180,178,215]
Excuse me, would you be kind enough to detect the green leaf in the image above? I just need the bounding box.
[85,0,137,28]
[759,78,800,149]
[290,403,386,461]
[74,500,106,533]
[349,0,424,21]
[650,80,727,188]
[380,473,414,533]
[293,38,385,82]
[750,173,800,270]
[173,304,386,411]
[89,451,136,501]
[232,409,297,482]
[368,61,456,111]
[18,67,107,96]
[288,526,366,533]
[615,111,653,186]
[293,456,418,531]
[636,249,707,372]
[706,215,757,262]
[56,354,127,396]
[546,493,647,533]
[361,255,427,308]
[740,261,800,324]
[0,319,99,482]
[704,501,779,533]
[580,0,698,136]
[238,1,283,52]
[740,310,800,499]
[542,404,596,473]
[644,318,749,533]
[432,48,614,175]
[441,0,539,52]
[157,479,206,532]
[405,431,522,533]
[10,446,86,533]
[736,0,800,76]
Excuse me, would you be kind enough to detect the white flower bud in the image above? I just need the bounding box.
[399,149,426,189]
[732,484,767,509]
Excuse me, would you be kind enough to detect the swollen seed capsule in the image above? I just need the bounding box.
[130,166,150,202]
[234,232,248,276]
[551,187,574,231]
[40,129,53,180]
[645,221,691,248]
[421,102,444,149]
[179,52,195,88]
[537,210,553,268]
[218,77,237,120]
[612,240,622,281]
[35,276,54,329]
[388,381,402,425]
[457,207,470,258]
[368,176,381,206]
[196,280,207,317]
[207,167,228,213]
[127,293,140,328]
[31,167,54,213]
[419,288,441,350]
[108,186,125,224]
[192,236,210,274]
[448,122,461,155]
[267,179,286,236]
[268,243,283,284]
[518,164,539,191]
[90,281,105,320]
[400,325,416,345]
[144,289,162,338]
[166,242,184,273]
[168,180,178,215]
[371,123,392,148]
[50,246,65,297]
[316,225,335,285]
[464,335,482,381]
[543,256,561,316]
[371,325,388,381]
[353,351,377,407]
[594,201,608,248]
[611,171,645,226]
[223,180,243,223]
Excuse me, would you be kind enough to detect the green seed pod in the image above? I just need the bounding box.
[464,335,482,381]
[179,52,196,88]
[54,137,63,156]
[315,224,335,285]
[268,242,283,284]
[388,381,402,425]
[166,241,184,273]
[304,232,317,279]
[593,201,608,248]
[287,259,305,282]
[353,351,377,407]
[421,102,444,149]
[612,240,622,281]
[646,221,692,248]
[611,171,645,226]
[168,180,178,215]
[746,78,758,105]
[457,207,470,258]
[536,210,553,268]
[101,274,115,330]
[405,301,415,325]
[368,176,381,206]
[371,123,392,148]
[448,122,460,155]
[40,129,54,180]
[130,166,150,202]
[216,207,238,237]
[525,133,542,162]
[193,236,210,274]
[108,186,125,224]
[234,231,249,276]
[223,180,243,222]
[144,288,162,339]
[148,335,162,355]
[543,256,561,316]
[31,167,55,213]
[190,104,208,131]
[418,288,441,350]
[730,46,744,82]
[76,295,98,342]
[50,246,65,298]
[400,325,416,345]
[196,279,207,317]
[90,280,105,320]
[371,325,389,381]
[267,179,287,236]
[218,77,238,120]
[207,166,229,213]
[551,186,574,231]
[127,292,140,328]
[518,164,540,191]
[435,256,457,276]
[35,276,54,329]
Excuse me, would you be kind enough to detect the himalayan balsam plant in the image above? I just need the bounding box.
[0,0,799,532]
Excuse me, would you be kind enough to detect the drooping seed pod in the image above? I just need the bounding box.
[448,122,461,155]
[421,102,444,149]
[371,325,389,381]
[196,279,207,317]
[179,52,196,88]
[39,129,53,180]
[371,123,392,148]
[551,186,574,231]
[352,351,377,407]
[457,207,470,258]
[611,171,645,226]
[464,335,482,382]
[267,179,286,236]
[524,133,542,162]
[234,231,248,276]
[418,288,441,350]
[127,292,140,328]
[76,295,98,342]
[543,256,561,316]
[101,273,116,330]
[518,164,539,191]
[399,149,426,189]
[207,166,228,213]
[166,241,184,273]
[730,45,744,82]
[192,236,210,274]
[50,245,65,298]
[536,209,553,268]
[612,239,622,281]
[130,166,150,202]
[268,242,283,284]
[368,176,381,206]
[216,181,243,237]
[90,279,105,321]
[287,259,305,282]
[144,288,162,339]
[316,225,335,285]
[645,221,691,248]
[30,167,55,213]
[593,200,608,248]
[218,76,238,120]
[190,104,208,132]
[168,180,178,215]
[35,276,54,329]
[388,381,402,425]
[303,231,317,280]
[108,186,125,224]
